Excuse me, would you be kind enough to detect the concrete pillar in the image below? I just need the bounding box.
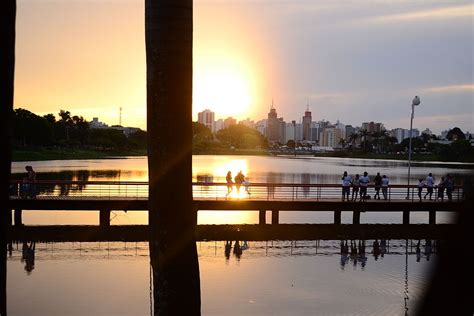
[100,209,110,227]
[352,211,360,225]
[271,210,279,225]
[14,209,22,226]
[259,210,266,225]
[334,211,341,225]
[7,210,12,227]
[403,211,410,225]
[429,211,436,225]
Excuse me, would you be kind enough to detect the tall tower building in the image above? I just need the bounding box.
[267,100,280,142]
[302,104,312,141]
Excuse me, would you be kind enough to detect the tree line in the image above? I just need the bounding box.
[12,108,268,153]
[12,108,146,151]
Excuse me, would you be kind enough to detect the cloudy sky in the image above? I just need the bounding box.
[14,0,473,133]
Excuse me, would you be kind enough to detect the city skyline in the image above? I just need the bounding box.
[13,0,473,134]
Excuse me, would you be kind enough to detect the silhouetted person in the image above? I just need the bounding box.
[234,171,245,193]
[373,240,380,260]
[341,171,351,201]
[424,173,434,200]
[417,178,424,202]
[351,174,360,201]
[436,176,445,201]
[416,240,421,262]
[233,240,242,259]
[445,174,454,202]
[23,241,35,274]
[358,240,367,269]
[226,171,233,195]
[374,172,382,200]
[359,172,370,200]
[424,240,432,262]
[380,239,387,257]
[24,165,36,199]
[381,175,389,200]
[224,241,232,259]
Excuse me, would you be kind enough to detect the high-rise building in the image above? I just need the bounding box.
[197,109,215,132]
[223,117,237,129]
[267,102,280,142]
[302,105,312,141]
[255,119,267,136]
[320,127,343,148]
[214,119,224,133]
[361,121,384,133]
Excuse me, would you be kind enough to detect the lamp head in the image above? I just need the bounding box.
[412,96,420,106]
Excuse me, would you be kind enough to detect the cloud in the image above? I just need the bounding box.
[367,4,473,23]
[423,84,474,94]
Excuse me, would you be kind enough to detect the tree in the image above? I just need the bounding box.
[286,139,296,149]
[216,124,267,149]
[348,132,359,147]
[0,1,16,314]
[146,0,201,314]
[359,129,370,152]
[446,127,465,141]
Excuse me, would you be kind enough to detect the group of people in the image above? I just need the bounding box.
[341,171,389,201]
[225,170,250,195]
[417,173,455,202]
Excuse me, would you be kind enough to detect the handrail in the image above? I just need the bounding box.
[8,179,463,189]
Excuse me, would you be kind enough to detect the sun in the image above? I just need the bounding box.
[193,59,254,119]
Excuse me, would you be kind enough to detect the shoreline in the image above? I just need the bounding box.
[12,147,474,164]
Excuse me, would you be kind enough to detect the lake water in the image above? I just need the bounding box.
[7,240,434,315]
[7,156,471,315]
[11,155,473,225]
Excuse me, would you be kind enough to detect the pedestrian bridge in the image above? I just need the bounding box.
[8,180,466,226]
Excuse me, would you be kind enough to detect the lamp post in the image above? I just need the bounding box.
[406,96,420,199]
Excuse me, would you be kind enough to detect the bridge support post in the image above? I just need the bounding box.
[429,211,436,225]
[403,211,410,225]
[352,211,360,225]
[7,209,12,227]
[259,210,266,225]
[271,210,279,225]
[334,211,341,225]
[14,209,22,226]
[99,209,110,227]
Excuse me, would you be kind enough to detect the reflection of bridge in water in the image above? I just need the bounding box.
[8,180,465,228]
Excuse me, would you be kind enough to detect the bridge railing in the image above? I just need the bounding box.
[9,180,465,202]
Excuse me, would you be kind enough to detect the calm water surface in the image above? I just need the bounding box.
[8,156,465,315]
[7,240,434,316]
[11,155,473,225]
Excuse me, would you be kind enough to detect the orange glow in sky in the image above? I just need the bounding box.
[14,1,272,129]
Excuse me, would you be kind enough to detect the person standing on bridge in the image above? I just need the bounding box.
[374,172,382,200]
[424,173,435,200]
[445,174,454,202]
[417,178,425,202]
[24,165,36,199]
[436,176,446,202]
[351,174,360,201]
[341,171,352,201]
[226,171,233,195]
[359,172,370,200]
[234,171,245,193]
[381,175,389,200]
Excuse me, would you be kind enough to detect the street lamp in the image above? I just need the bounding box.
[406,96,420,199]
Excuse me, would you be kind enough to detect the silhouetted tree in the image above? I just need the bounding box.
[216,124,268,149]
[146,0,201,314]
[0,1,16,314]
[446,127,465,141]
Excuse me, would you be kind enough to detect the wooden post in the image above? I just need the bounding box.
[14,208,22,226]
[259,210,266,225]
[7,210,12,227]
[334,210,341,225]
[99,209,110,227]
[429,211,436,225]
[272,210,279,225]
[403,211,410,225]
[353,211,360,225]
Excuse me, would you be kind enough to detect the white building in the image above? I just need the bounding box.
[213,119,224,133]
[90,117,108,129]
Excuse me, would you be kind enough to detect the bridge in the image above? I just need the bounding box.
[8,180,465,228]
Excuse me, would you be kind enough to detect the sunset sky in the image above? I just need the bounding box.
[14,0,473,133]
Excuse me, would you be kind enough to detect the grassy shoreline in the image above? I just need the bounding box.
[12,147,474,163]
